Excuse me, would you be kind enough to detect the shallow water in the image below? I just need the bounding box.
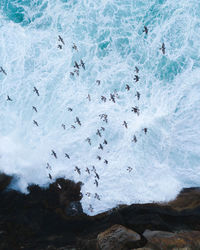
[0,0,200,215]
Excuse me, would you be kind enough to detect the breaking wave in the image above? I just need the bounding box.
[0,0,200,214]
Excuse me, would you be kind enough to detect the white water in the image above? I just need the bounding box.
[0,0,200,214]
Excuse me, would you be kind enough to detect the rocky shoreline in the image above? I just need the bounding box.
[0,173,200,250]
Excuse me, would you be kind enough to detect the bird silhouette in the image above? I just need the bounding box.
[160,43,166,54]
[32,106,37,112]
[51,150,57,159]
[33,120,39,126]
[58,35,65,45]
[65,153,70,159]
[33,87,39,96]
[143,26,148,34]
[7,95,12,101]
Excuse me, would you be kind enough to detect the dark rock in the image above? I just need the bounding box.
[97,224,141,250]
[0,173,200,250]
[0,172,12,192]
[138,229,200,249]
[0,176,85,250]
[167,187,200,210]
[77,238,97,250]
[44,246,76,250]
[65,201,83,216]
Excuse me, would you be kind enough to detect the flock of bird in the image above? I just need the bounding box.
[1,25,166,212]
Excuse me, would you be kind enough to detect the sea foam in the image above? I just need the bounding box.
[0,0,200,214]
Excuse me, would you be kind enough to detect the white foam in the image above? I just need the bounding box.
[0,0,200,215]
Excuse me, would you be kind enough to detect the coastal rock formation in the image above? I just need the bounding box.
[1,173,200,250]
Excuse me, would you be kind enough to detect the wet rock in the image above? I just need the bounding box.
[0,172,12,192]
[97,224,141,250]
[167,187,200,210]
[0,176,85,250]
[77,238,97,250]
[65,201,83,216]
[139,230,200,250]
[44,246,76,250]
[1,174,200,250]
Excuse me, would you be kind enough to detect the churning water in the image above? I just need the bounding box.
[0,0,200,214]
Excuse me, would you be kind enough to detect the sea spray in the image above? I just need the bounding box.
[0,0,200,214]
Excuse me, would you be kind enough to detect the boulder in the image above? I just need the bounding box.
[138,230,200,250]
[97,224,141,250]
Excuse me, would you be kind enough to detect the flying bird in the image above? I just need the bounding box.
[97,155,101,160]
[94,193,100,200]
[88,204,93,212]
[86,137,91,145]
[7,95,12,101]
[127,166,133,172]
[125,84,130,91]
[33,120,39,126]
[143,26,148,34]
[74,166,81,175]
[96,80,101,85]
[51,150,57,159]
[134,75,139,82]
[87,94,91,101]
[160,43,166,54]
[101,127,105,131]
[110,94,115,103]
[99,114,108,123]
[132,135,137,143]
[95,172,100,180]
[75,117,81,126]
[98,144,103,150]
[96,129,101,137]
[74,61,80,69]
[80,59,85,70]
[94,179,98,187]
[92,166,96,172]
[101,96,106,102]
[136,91,140,100]
[65,153,70,159]
[143,128,148,134]
[32,106,37,112]
[131,106,140,116]
[46,163,52,170]
[103,139,107,145]
[58,35,65,45]
[0,67,7,75]
[74,69,79,76]
[86,167,90,174]
[33,87,39,96]
[123,121,128,128]
[72,43,78,51]
[135,66,139,73]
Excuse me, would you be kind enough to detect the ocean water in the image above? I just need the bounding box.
[0,0,200,215]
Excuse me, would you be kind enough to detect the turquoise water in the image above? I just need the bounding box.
[0,0,200,214]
